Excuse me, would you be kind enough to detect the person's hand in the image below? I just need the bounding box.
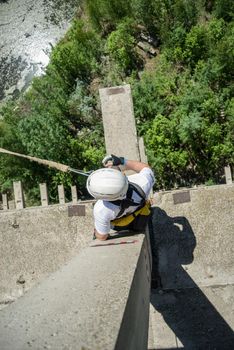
[102,154,125,168]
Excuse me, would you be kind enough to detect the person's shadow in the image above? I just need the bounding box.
[148,207,234,350]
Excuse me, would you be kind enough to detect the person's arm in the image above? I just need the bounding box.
[124,159,150,173]
[102,154,150,173]
[94,229,109,241]
[93,201,115,241]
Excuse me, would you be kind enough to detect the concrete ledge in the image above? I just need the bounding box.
[0,232,151,350]
[0,203,94,306]
[151,183,234,288]
[148,183,234,349]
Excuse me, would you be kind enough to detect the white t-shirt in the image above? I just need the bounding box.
[93,167,155,235]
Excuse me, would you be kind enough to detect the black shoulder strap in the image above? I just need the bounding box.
[111,182,146,218]
[129,182,146,200]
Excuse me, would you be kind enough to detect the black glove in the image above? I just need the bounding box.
[102,154,125,167]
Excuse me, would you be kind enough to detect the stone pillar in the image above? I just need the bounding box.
[13,181,25,209]
[138,137,148,163]
[8,200,16,210]
[71,185,78,203]
[99,84,140,161]
[58,185,65,204]
[224,165,232,184]
[39,183,49,207]
[2,194,8,210]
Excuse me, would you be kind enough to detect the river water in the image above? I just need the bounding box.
[0,0,80,102]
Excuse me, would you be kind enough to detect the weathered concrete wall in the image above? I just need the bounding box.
[115,229,152,350]
[0,203,94,307]
[148,183,234,349]
[150,184,234,288]
[0,232,151,350]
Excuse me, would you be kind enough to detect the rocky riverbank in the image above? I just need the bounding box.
[0,0,80,102]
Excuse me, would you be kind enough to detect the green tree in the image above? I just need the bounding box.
[145,114,189,188]
[50,20,103,87]
[1,0,234,200]
[213,0,234,21]
[183,24,209,67]
[132,56,178,128]
[85,0,131,33]
[106,18,142,74]
[0,19,105,203]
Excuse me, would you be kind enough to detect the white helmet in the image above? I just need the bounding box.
[86,168,128,200]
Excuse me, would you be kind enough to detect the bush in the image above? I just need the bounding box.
[132,56,178,127]
[106,18,142,74]
[50,20,103,87]
[85,0,131,33]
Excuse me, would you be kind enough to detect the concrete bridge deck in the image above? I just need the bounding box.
[0,232,151,350]
[0,183,233,349]
[0,85,233,349]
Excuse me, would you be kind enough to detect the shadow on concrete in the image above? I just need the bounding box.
[108,230,137,240]
[149,207,234,349]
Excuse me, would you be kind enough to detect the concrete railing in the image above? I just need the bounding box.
[0,203,94,306]
[1,164,232,210]
[0,195,152,349]
[148,183,234,349]
[0,231,151,350]
[1,182,81,210]
[150,183,234,289]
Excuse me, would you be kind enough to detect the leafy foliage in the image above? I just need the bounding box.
[85,0,131,33]
[0,0,234,203]
[50,20,103,87]
[106,18,142,74]
[0,19,105,203]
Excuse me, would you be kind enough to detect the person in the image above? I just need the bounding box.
[86,154,155,240]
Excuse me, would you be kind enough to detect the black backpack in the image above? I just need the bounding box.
[110,182,146,218]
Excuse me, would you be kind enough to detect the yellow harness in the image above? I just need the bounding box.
[111,200,151,228]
